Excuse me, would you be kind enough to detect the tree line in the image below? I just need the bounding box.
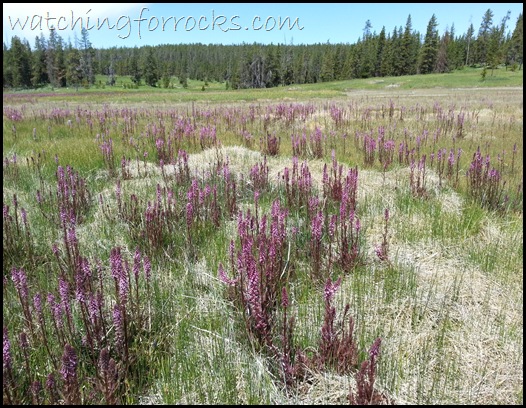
[3,9,522,90]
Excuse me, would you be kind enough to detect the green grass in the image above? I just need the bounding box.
[4,66,522,104]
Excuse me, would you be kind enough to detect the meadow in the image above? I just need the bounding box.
[3,67,523,404]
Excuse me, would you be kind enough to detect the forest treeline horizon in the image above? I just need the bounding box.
[3,9,523,90]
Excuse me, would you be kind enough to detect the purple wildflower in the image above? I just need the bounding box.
[46,373,55,390]
[144,255,151,281]
[281,287,289,308]
[133,247,142,280]
[47,293,63,329]
[3,327,11,370]
[11,267,29,300]
[113,305,125,349]
[324,276,342,303]
[19,331,29,350]
[369,337,382,363]
[311,211,324,242]
[218,263,238,286]
[33,293,43,320]
[60,344,78,381]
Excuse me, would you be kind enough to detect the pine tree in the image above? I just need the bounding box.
[435,29,450,73]
[320,42,335,82]
[281,46,294,85]
[464,23,475,66]
[107,54,117,86]
[474,9,494,66]
[143,47,159,87]
[374,27,386,77]
[419,14,439,74]
[292,48,307,84]
[265,46,281,87]
[358,20,376,78]
[446,24,464,70]
[487,10,511,74]
[333,44,346,80]
[31,34,48,88]
[130,47,142,85]
[46,29,58,87]
[3,42,14,87]
[507,13,523,70]
[380,29,398,77]
[66,47,83,90]
[9,36,32,88]
[399,15,418,75]
[78,28,95,86]
[55,36,67,87]
[237,46,252,88]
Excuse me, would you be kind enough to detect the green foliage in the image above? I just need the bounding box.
[143,48,159,87]
[481,66,487,81]
[419,14,439,74]
[162,74,171,89]
[2,8,522,90]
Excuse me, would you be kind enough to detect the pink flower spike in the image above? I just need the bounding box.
[218,263,238,286]
[281,287,289,308]
[324,276,342,303]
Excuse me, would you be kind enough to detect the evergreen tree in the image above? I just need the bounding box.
[9,36,32,88]
[342,43,360,79]
[435,29,450,73]
[280,45,294,85]
[464,23,475,66]
[3,42,14,87]
[55,36,67,87]
[180,72,188,88]
[419,14,439,74]
[358,20,376,78]
[487,10,511,73]
[446,24,464,70]
[237,46,252,88]
[161,72,170,88]
[107,54,117,86]
[66,47,83,90]
[380,30,397,77]
[333,44,347,80]
[265,46,281,87]
[130,47,142,85]
[307,48,322,83]
[374,26,386,77]
[474,9,494,66]
[292,48,307,84]
[46,29,58,87]
[78,28,95,85]
[393,26,404,76]
[143,47,159,86]
[320,42,335,82]
[387,26,404,76]
[229,60,240,89]
[507,13,523,70]
[400,15,418,75]
[31,34,48,88]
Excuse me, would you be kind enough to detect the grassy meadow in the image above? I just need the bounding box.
[3,67,523,405]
